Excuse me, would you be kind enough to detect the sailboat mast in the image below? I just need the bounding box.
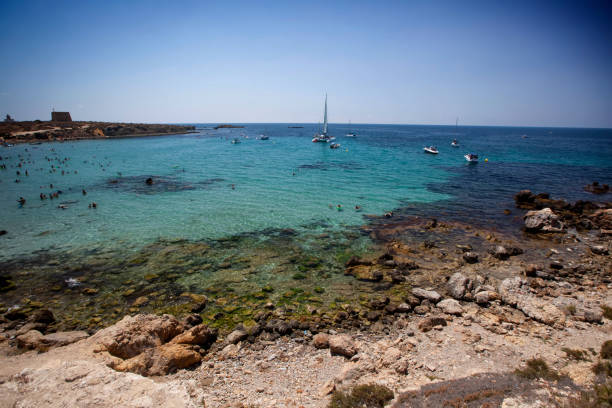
[323,94,328,135]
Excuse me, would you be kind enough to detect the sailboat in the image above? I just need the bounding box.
[451,118,459,147]
[312,94,335,143]
[346,120,356,137]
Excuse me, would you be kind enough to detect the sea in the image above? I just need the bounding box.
[0,124,610,330]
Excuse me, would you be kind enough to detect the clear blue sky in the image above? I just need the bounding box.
[1,0,611,127]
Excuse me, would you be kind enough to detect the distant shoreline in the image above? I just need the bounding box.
[0,121,197,145]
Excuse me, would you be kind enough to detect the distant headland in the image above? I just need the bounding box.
[213,124,245,129]
[0,114,196,144]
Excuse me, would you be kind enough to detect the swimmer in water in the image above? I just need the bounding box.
[355,205,361,211]
[82,189,87,195]
[17,197,26,206]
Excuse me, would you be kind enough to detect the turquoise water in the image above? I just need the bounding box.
[1,124,611,261]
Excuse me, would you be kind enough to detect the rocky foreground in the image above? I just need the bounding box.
[0,121,195,144]
[0,191,611,407]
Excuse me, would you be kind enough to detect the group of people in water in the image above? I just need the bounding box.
[3,148,100,211]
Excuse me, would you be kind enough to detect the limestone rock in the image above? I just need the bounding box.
[112,343,202,376]
[498,277,565,328]
[448,272,469,299]
[225,329,247,345]
[524,208,566,233]
[91,314,184,359]
[16,330,89,351]
[313,333,330,349]
[418,316,447,332]
[412,288,441,303]
[329,335,357,358]
[475,290,498,305]
[170,324,217,347]
[436,299,463,315]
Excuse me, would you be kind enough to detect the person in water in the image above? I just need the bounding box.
[17,197,26,206]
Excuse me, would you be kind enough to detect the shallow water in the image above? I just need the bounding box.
[0,124,610,331]
[1,123,609,260]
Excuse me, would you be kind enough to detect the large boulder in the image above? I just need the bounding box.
[329,335,357,358]
[447,273,469,299]
[524,208,566,233]
[92,314,184,359]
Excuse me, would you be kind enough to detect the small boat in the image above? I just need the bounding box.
[345,120,357,137]
[451,139,459,147]
[423,146,439,154]
[257,135,269,140]
[330,143,341,149]
[231,138,241,144]
[464,153,479,162]
[313,94,334,143]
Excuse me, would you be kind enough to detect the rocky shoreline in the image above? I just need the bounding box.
[0,121,196,144]
[0,190,610,407]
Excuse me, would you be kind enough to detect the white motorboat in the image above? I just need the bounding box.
[330,142,341,149]
[257,134,269,140]
[345,120,357,137]
[231,138,241,144]
[465,153,479,162]
[451,139,459,147]
[423,146,439,154]
[313,94,333,143]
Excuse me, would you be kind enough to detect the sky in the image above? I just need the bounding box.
[0,0,611,127]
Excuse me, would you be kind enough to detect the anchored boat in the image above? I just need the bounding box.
[312,94,334,143]
[465,153,479,162]
[423,146,439,154]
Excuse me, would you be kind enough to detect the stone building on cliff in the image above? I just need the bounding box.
[51,111,72,122]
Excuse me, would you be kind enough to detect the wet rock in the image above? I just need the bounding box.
[550,261,564,270]
[448,273,469,299]
[92,314,184,359]
[591,245,609,255]
[463,252,479,263]
[313,333,329,349]
[418,316,447,332]
[412,288,441,303]
[345,256,368,267]
[366,311,382,321]
[170,324,217,347]
[329,335,357,358]
[524,208,566,233]
[225,329,248,345]
[369,297,390,310]
[490,245,522,260]
[389,270,405,283]
[182,314,203,328]
[514,190,536,207]
[30,309,55,325]
[4,307,27,321]
[132,296,149,307]
[345,265,384,282]
[584,181,609,194]
[436,299,463,315]
[113,343,201,376]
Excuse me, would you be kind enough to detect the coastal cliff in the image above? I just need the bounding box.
[0,121,196,144]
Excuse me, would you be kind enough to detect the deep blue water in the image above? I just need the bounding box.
[0,123,610,260]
